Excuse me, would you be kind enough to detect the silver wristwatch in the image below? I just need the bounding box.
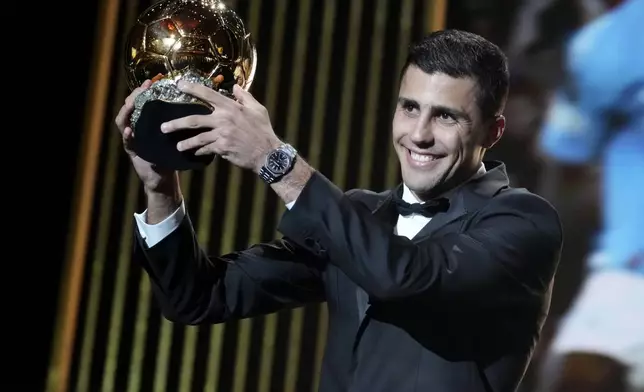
[259,143,298,184]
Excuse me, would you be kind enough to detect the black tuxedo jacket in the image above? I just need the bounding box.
[134,161,562,392]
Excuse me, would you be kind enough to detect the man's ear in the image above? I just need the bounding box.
[482,115,505,149]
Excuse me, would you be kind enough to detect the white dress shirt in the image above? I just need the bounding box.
[134,164,486,247]
[393,163,487,239]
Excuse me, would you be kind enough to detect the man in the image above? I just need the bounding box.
[115,30,562,392]
[535,1,644,391]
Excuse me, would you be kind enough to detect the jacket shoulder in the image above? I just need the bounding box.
[486,187,563,239]
[493,187,559,216]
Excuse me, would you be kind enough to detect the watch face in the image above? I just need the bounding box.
[267,150,291,173]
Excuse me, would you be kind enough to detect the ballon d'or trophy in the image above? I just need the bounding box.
[124,0,257,170]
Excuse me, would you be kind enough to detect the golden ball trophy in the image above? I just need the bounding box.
[124,0,257,170]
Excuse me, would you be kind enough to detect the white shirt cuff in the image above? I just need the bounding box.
[134,200,186,247]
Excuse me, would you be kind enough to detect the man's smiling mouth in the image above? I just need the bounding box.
[405,148,444,167]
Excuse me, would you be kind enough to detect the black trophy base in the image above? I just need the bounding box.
[132,100,215,171]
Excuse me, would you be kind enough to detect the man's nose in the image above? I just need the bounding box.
[409,122,434,145]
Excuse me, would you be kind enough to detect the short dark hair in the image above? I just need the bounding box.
[401,29,510,120]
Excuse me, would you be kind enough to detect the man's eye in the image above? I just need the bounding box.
[403,104,416,112]
[437,112,456,122]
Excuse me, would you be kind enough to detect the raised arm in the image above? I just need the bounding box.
[278,172,562,309]
[133,211,326,325]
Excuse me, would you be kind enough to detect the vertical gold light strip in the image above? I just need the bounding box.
[93,5,142,392]
[74,130,123,392]
[152,171,193,392]
[203,167,243,392]
[152,267,174,389]
[126,272,151,392]
[151,307,176,389]
[279,1,314,390]
[46,0,122,390]
[426,0,447,33]
[232,0,287,390]
[306,1,338,391]
[385,0,416,188]
[178,162,219,391]
[357,0,388,189]
[328,0,363,188]
[97,1,143,389]
[100,169,144,392]
[305,0,336,168]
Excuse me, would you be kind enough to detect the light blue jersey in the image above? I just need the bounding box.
[539,0,644,274]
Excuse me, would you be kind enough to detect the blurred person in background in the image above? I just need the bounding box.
[503,3,606,390]
[448,0,586,190]
[535,0,644,391]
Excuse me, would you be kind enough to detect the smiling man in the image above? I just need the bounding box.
[393,62,505,201]
[116,29,563,392]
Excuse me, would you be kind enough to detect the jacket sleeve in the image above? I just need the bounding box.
[133,214,326,325]
[277,172,563,308]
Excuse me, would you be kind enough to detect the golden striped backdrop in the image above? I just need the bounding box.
[47,1,446,391]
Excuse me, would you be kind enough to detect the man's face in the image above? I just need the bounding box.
[392,65,503,200]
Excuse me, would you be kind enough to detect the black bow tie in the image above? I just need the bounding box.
[392,195,450,217]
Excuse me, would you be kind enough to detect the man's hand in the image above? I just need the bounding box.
[159,82,282,173]
[158,81,315,207]
[115,80,179,192]
[115,80,182,223]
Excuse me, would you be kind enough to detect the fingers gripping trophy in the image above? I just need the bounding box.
[124,0,257,170]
